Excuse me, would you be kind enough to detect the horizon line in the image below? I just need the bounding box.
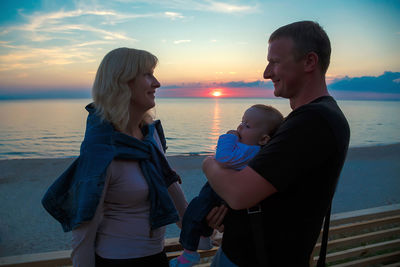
[1,95,400,102]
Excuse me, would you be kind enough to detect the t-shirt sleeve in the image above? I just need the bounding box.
[248,108,336,192]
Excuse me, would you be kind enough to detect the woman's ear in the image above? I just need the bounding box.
[258,134,271,146]
[304,52,318,73]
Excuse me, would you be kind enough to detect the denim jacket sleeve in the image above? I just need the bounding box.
[71,167,111,267]
[153,124,187,225]
[152,120,180,187]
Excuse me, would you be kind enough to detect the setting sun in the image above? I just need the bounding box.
[209,88,225,97]
[212,91,222,97]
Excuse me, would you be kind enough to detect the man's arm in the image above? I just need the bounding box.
[202,156,277,210]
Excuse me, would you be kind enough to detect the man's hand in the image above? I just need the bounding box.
[206,205,228,233]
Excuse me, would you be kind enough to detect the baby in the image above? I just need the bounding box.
[170,104,284,267]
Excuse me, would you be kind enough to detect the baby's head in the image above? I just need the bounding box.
[236,104,284,146]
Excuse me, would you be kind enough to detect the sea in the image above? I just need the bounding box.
[1,97,400,159]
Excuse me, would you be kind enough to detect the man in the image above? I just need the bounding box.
[203,21,350,266]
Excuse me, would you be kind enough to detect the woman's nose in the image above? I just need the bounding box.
[153,77,161,88]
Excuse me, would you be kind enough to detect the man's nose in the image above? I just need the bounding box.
[263,64,271,79]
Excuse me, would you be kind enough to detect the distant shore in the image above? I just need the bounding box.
[0,143,399,257]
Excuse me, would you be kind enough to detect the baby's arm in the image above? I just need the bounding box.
[215,132,260,170]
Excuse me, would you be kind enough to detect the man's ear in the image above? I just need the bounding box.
[304,52,318,73]
[258,134,271,146]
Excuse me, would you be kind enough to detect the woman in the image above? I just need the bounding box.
[42,48,187,267]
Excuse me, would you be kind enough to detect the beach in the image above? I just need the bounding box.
[0,143,399,257]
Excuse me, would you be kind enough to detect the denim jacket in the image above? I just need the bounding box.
[42,103,179,232]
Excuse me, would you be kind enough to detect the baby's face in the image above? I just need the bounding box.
[236,107,269,146]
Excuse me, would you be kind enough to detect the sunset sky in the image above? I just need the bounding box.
[0,0,399,99]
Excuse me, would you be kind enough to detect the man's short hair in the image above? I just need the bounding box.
[269,21,331,75]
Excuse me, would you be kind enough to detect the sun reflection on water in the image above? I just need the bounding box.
[208,99,221,152]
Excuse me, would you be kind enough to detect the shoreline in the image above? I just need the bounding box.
[2,142,400,162]
[1,143,399,257]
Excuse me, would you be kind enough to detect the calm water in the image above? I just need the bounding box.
[0,98,400,159]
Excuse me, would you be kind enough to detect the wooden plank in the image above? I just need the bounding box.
[198,248,219,258]
[164,237,183,252]
[314,239,400,263]
[329,250,400,267]
[167,247,218,260]
[164,235,222,253]
[167,251,183,260]
[0,250,71,267]
[327,215,400,238]
[383,262,400,267]
[330,204,400,227]
[313,227,400,253]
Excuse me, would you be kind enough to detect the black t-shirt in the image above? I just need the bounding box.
[222,96,350,267]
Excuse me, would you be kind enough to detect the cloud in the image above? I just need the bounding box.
[205,0,255,13]
[161,80,273,89]
[328,72,400,94]
[164,11,184,20]
[2,8,138,42]
[75,40,112,47]
[0,45,96,71]
[218,80,272,88]
[136,0,258,14]
[193,0,258,14]
[0,89,91,100]
[0,5,158,72]
[173,40,191,44]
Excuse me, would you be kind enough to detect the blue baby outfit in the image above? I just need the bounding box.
[42,103,179,232]
[179,133,260,250]
[215,134,260,170]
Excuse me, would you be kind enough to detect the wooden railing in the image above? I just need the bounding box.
[311,203,400,266]
[1,204,399,267]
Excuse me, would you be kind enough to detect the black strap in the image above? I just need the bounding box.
[249,203,331,267]
[248,205,268,267]
[317,204,331,267]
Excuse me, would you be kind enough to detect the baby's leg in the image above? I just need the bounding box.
[170,183,222,266]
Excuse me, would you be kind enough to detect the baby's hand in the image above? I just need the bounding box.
[226,130,239,137]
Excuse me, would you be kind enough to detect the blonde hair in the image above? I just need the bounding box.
[251,104,284,137]
[92,47,158,132]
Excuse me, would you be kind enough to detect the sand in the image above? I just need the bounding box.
[0,144,399,257]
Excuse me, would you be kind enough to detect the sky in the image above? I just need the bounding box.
[0,0,399,99]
